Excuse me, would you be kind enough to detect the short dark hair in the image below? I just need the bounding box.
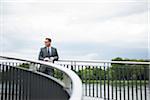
[45,38,52,42]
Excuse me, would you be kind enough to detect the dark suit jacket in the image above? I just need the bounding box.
[38,47,59,72]
[38,47,59,61]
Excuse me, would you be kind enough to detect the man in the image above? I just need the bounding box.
[38,38,59,76]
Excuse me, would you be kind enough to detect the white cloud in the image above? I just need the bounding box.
[0,0,147,2]
[76,53,100,60]
[0,0,148,59]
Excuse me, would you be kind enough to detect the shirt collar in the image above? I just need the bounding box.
[46,46,51,49]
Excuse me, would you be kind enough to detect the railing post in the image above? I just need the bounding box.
[29,63,36,71]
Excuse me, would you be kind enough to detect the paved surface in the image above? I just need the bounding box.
[83,96,103,100]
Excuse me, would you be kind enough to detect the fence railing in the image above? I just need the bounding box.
[0,56,82,100]
[56,59,150,100]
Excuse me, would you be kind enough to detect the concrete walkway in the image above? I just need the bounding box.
[83,96,103,100]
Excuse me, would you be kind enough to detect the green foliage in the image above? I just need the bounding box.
[78,67,105,80]
[77,57,149,82]
[111,57,149,80]
[54,70,63,80]
[19,63,30,69]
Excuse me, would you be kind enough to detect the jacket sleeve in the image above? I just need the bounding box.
[53,48,59,61]
[38,48,44,60]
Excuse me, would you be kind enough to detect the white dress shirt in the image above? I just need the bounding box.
[47,47,52,56]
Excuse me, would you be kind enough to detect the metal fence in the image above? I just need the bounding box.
[0,62,70,100]
[56,60,150,100]
[0,56,82,100]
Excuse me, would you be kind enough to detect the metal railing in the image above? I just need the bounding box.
[0,56,82,100]
[56,59,150,100]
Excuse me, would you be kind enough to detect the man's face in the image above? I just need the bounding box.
[44,39,51,47]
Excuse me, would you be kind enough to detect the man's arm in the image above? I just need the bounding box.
[38,48,44,60]
[53,48,59,61]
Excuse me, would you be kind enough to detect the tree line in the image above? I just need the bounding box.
[77,57,149,80]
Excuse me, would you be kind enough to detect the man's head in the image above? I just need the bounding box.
[44,38,51,47]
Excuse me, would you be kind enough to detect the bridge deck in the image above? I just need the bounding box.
[83,96,103,100]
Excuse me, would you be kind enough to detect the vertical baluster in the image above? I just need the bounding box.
[30,73,34,99]
[140,65,142,100]
[92,66,94,97]
[89,66,91,96]
[66,64,69,69]
[119,65,122,100]
[74,64,76,73]
[14,63,18,100]
[131,65,134,100]
[1,63,4,100]
[29,72,32,100]
[104,63,106,100]
[15,64,18,100]
[33,73,37,100]
[144,66,147,100]
[127,65,130,100]
[18,68,22,100]
[22,68,27,100]
[8,62,11,100]
[123,65,126,100]
[135,65,138,100]
[115,65,118,100]
[26,69,30,100]
[100,66,102,98]
[45,78,49,99]
[22,69,25,100]
[111,63,114,100]
[81,65,83,83]
[96,66,98,97]
[78,65,80,77]
[35,63,38,99]
[81,65,84,95]
[71,61,73,71]
[35,71,40,100]
[85,66,87,96]
[107,63,110,100]
[5,62,8,100]
[0,63,1,99]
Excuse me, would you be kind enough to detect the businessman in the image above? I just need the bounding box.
[38,38,59,76]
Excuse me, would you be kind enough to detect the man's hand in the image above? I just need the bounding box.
[44,57,50,62]
[50,57,55,61]
[44,57,54,62]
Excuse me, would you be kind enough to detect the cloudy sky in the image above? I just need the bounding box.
[0,0,149,60]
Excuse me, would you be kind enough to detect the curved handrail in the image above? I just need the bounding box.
[58,59,150,65]
[0,55,82,100]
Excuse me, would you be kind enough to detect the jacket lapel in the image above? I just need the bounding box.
[51,47,54,56]
[44,47,48,56]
